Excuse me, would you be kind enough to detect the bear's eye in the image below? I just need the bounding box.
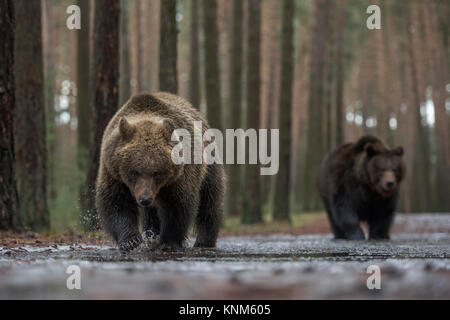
[153,171,162,178]
[129,170,139,180]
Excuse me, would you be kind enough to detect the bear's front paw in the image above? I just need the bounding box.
[157,241,184,252]
[142,230,159,242]
[193,240,216,248]
[142,230,159,249]
[118,234,143,252]
[369,234,390,241]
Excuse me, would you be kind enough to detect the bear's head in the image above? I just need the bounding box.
[115,116,182,207]
[363,142,406,197]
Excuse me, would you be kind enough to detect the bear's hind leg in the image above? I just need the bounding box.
[194,164,224,248]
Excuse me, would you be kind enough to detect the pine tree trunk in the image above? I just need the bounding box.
[137,0,147,91]
[14,0,49,231]
[130,0,139,95]
[84,0,120,230]
[226,0,244,217]
[241,0,262,224]
[119,0,131,105]
[202,0,222,131]
[42,0,56,202]
[428,0,450,211]
[273,0,295,222]
[323,1,336,152]
[160,0,178,94]
[403,0,432,212]
[189,0,200,108]
[77,0,91,219]
[260,0,280,212]
[303,0,327,211]
[335,0,346,146]
[135,0,143,92]
[0,0,20,231]
[148,0,161,94]
[142,0,155,94]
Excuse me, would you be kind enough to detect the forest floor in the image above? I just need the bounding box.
[0,213,449,299]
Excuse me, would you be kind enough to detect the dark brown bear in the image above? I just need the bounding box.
[96,92,225,251]
[317,135,405,240]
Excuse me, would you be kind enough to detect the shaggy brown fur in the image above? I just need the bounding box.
[317,135,406,240]
[96,92,225,251]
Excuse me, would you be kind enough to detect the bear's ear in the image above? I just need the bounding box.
[364,143,380,157]
[161,118,176,141]
[119,117,136,140]
[393,146,404,156]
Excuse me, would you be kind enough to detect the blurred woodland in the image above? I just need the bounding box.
[0,0,449,232]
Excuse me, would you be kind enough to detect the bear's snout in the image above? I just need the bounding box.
[138,194,152,207]
[380,171,397,192]
[134,176,156,207]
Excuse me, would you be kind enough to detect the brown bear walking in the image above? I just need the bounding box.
[96,93,225,251]
[317,136,406,240]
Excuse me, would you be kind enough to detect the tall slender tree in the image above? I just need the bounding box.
[303,0,327,211]
[137,0,147,91]
[427,0,450,211]
[14,0,49,230]
[160,0,178,94]
[135,0,143,92]
[291,5,310,212]
[130,0,140,95]
[42,0,56,202]
[119,0,131,105]
[189,0,200,108]
[403,0,431,212]
[242,0,262,224]
[142,0,156,93]
[227,0,244,217]
[202,0,222,131]
[273,0,295,221]
[84,0,120,230]
[260,0,280,210]
[77,0,91,217]
[147,0,161,93]
[0,0,20,230]
[335,0,346,146]
[323,1,336,152]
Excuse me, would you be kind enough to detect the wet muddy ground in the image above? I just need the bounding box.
[0,214,449,299]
